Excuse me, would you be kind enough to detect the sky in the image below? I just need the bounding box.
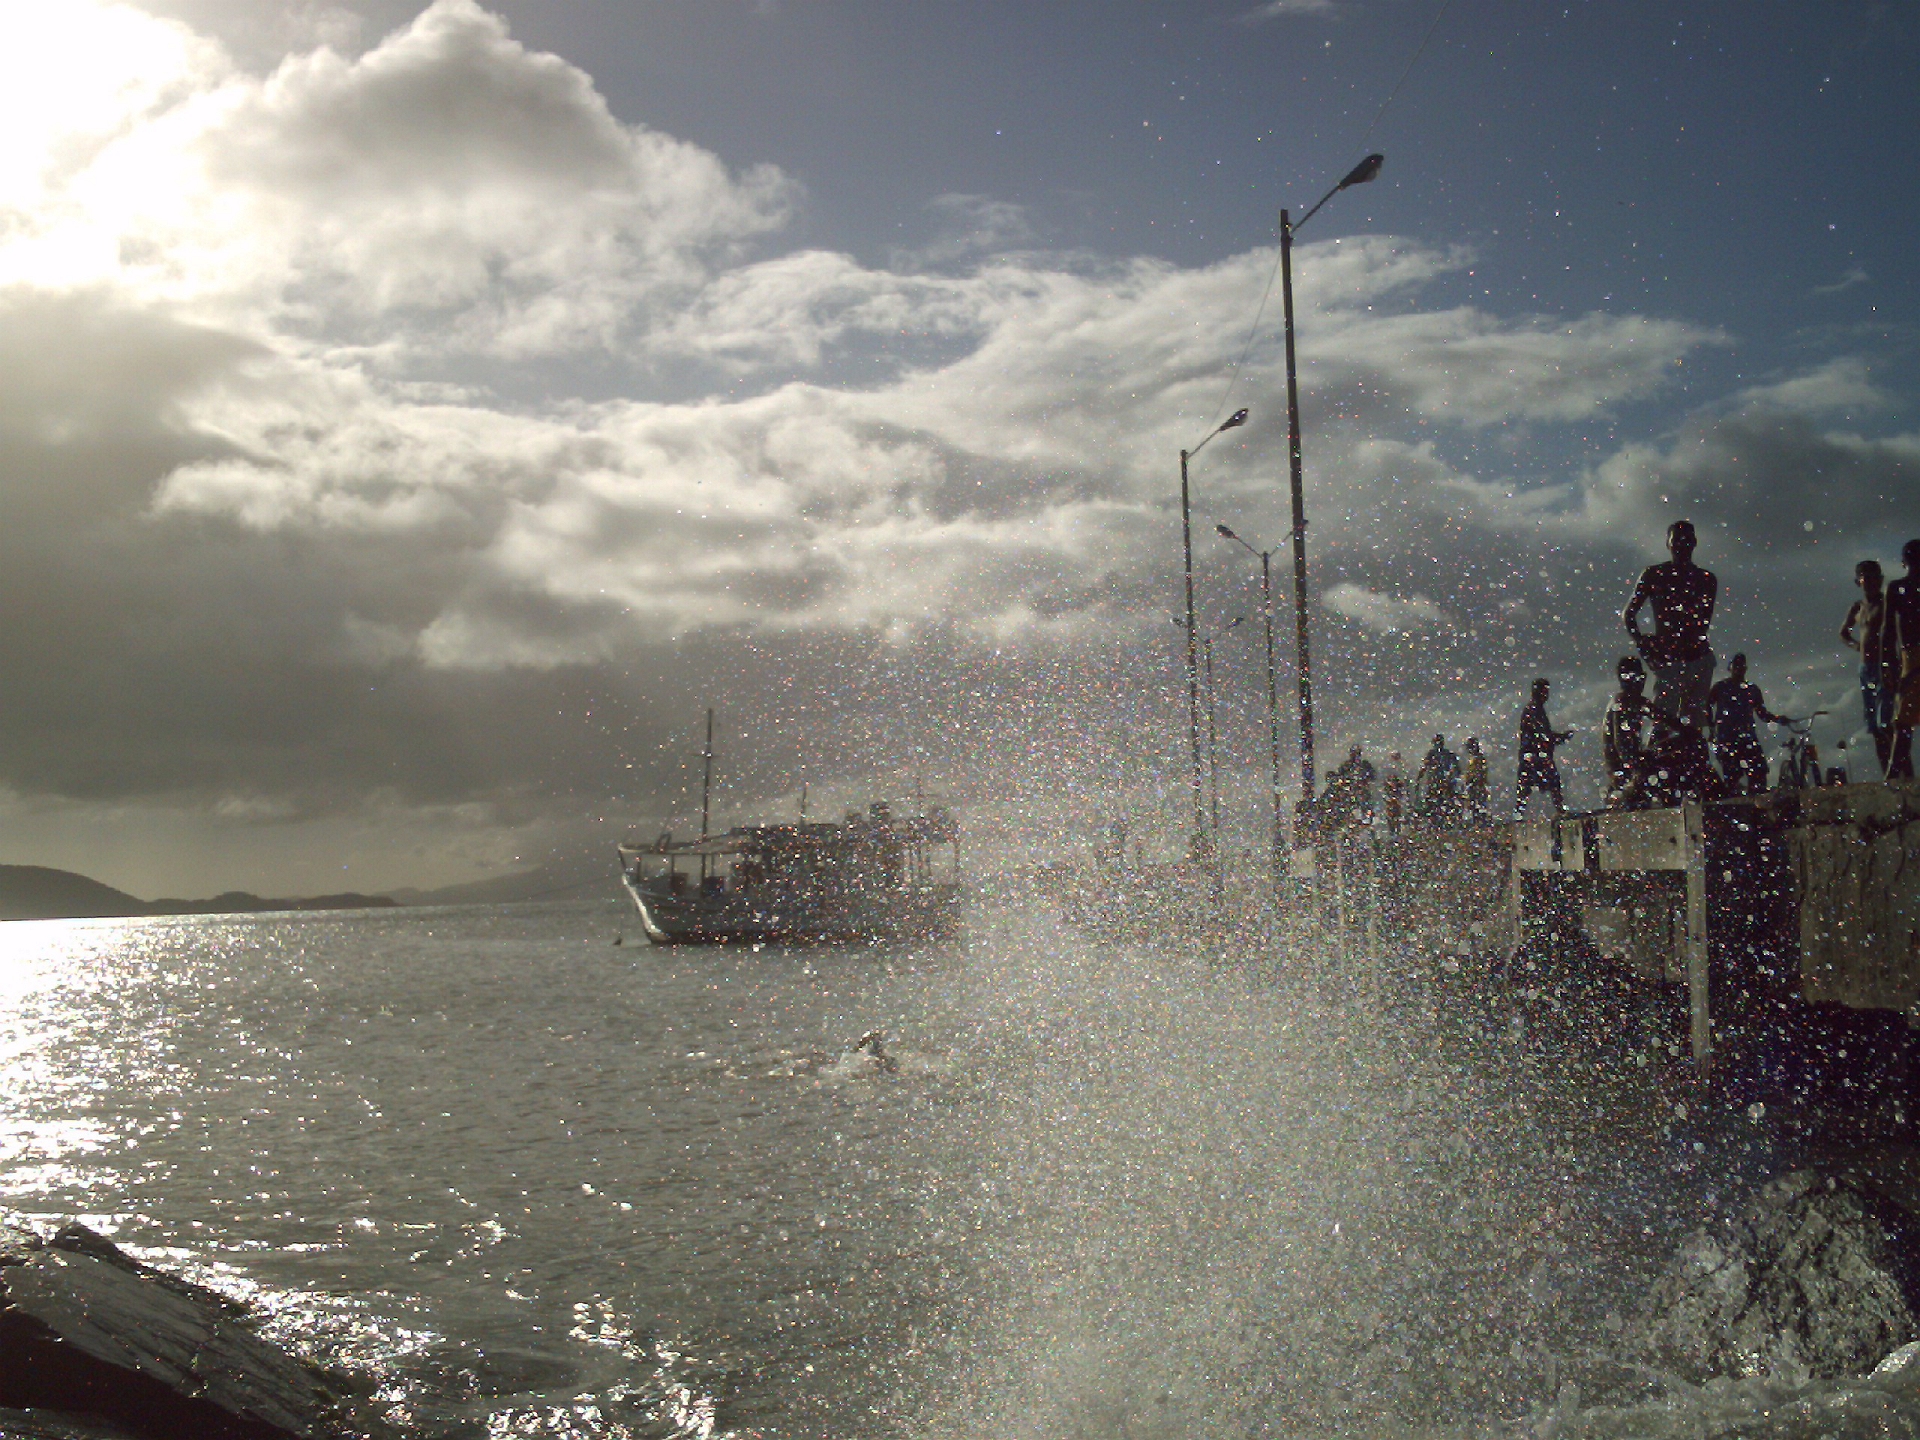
[0,0,1914,895]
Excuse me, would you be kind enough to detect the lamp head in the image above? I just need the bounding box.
[1216,523,1239,541]
[1221,408,1250,431]
[1339,154,1384,190]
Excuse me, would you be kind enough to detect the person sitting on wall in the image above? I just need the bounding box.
[1624,519,1718,732]
[1707,652,1786,795]
[1603,656,1654,809]
[1642,710,1724,807]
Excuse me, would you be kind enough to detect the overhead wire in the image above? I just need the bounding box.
[1196,0,1454,443]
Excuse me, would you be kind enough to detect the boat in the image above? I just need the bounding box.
[617,803,963,945]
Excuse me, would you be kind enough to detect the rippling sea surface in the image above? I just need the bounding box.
[0,898,1903,1438]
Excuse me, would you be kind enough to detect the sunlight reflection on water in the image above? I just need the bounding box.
[0,901,1909,1439]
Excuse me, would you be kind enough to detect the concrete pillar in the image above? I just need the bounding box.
[1683,801,1711,1066]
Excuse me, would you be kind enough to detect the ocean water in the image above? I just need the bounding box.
[0,900,1911,1439]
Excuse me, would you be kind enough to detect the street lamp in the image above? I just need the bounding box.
[1217,523,1282,899]
[1204,620,1245,838]
[1282,154,1383,811]
[1179,407,1249,859]
[1174,614,1244,889]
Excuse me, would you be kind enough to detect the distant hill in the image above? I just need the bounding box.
[0,865,399,922]
[0,866,149,920]
[390,853,614,907]
[146,891,397,916]
[0,856,618,921]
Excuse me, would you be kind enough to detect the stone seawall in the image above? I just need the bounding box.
[1787,785,1920,1014]
[1367,783,1920,1018]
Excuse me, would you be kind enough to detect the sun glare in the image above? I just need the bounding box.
[0,1,219,212]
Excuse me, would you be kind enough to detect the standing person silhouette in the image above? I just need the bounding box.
[1463,738,1490,823]
[1383,752,1406,834]
[1514,678,1571,817]
[1841,559,1891,774]
[1416,735,1461,828]
[1707,653,1785,795]
[1883,539,1920,781]
[1624,520,1718,731]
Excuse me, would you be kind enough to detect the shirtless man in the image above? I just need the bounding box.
[1602,656,1653,808]
[1840,559,1891,774]
[1707,653,1785,795]
[1624,519,1718,730]
[1882,539,1920,781]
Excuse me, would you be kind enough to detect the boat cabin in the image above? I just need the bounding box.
[623,804,961,901]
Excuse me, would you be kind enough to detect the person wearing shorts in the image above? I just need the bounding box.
[1883,540,1920,781]
[1624,520,1718,731]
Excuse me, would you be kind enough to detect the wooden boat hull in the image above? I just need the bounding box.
[620,871,962,946]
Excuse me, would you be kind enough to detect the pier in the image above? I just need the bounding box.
[1292,783,1920,1070]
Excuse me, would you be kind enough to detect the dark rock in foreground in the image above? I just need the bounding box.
[1628,1167,1920,1385]
[0,1408,150,1439]
[1549,1340,1920,1438]
[0,1219,339,1440]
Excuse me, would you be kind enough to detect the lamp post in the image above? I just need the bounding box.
[1179,408,1250,861]
[1175,614,1244,895]
[1203,619,1245,837]
[1217,523,1282,898]
[1282,153,1383,810]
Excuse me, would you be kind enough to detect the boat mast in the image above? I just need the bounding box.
[700,707,714,886]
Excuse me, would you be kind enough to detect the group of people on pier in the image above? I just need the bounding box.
[1585,520,1920,808]
[1840,541,1920,781]
[1314,522,1920,833]
[1320,735,1495,835]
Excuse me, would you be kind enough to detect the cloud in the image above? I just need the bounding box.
[1434,356,1919,561]
[911,194,1040,267]
[1323,585,1451,633]
[1237,0,1338,20]
[1813,265,1869,296]
[143,231,1725,672]
[0,0,1909,889]
[3,0,795,362]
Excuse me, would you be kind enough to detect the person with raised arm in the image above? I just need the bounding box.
[1514,679,1572,818]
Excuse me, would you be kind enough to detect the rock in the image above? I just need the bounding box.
[0,1409,146,1439]
[1876,1340,1920,1387]
[1541,1342,1920,1439]
[0,1220,339,1439]
[0,1228,39,1269]
[1628,1169,1920,1385]
[40,1226,248,1322]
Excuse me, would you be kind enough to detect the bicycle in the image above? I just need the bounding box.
[1772,711,1828,790]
